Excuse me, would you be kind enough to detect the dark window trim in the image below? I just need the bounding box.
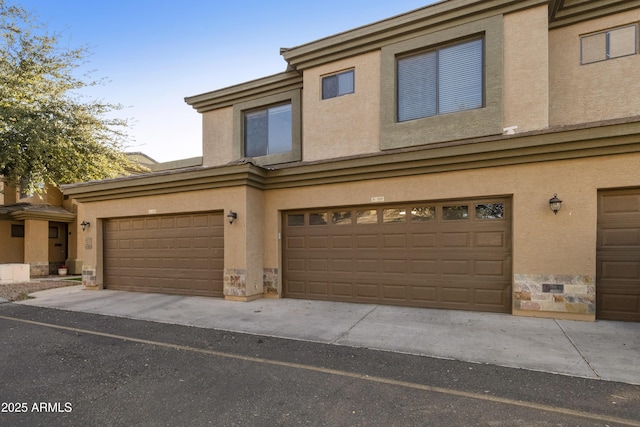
[380,14,504,150]
[396,37,485,122]
[232,89,301,166]
[11,224,25,238]
[321,69,355,100]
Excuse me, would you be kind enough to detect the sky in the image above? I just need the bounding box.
[18,1,437,162]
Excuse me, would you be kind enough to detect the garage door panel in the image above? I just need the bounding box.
[104,212,224,298]
[410,259,438,275]
[384,234,408,248]
[441,286,472,303]
[332,235,353,248]
[382,259,407,274]
[332,282,354,297]
[410,285,438,302]
[357,259,378,273]
[601,261,639,279]
[441,259,471,276]
[600,193,640,215]
[332,258,352,272]
[356,283,379,299]
[411,233,437,248]
[474,259,507,277]
[383,285,407,300]
[356,234,379,248]
[283,198,511,313]
[475,231,506,248]
[286,236,305,249]
[441,232,471,248]
[309,236,329,248]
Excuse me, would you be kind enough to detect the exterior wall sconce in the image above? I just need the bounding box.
[80,220,91,231]
[549,194,562,215]
[227,210,237,224]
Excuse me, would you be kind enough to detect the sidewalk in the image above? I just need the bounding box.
[12,285,640,385]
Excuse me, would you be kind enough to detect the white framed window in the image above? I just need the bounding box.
[397,38,484,122]
[322,69,354,99]
[581,24,638,64]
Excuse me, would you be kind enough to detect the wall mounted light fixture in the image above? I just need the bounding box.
[227,210,237,224]
[80,220,91,231]
[549,194,562,215]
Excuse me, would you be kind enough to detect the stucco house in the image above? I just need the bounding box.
[0,183,76,277]
[63,0,640,322]
[0,154,194,278]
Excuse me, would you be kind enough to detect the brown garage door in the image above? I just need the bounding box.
[597,189,640,322]
[283,198,512,313]
[104,212,224,297]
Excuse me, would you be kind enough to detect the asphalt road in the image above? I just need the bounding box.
[1,303,639,426]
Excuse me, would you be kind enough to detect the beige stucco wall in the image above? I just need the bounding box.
[202,106,234,167]
[0,222,24,263]
[503,5,549,132]
[303,52,381,161]
[24,219,49,276]
[549,9,640,126]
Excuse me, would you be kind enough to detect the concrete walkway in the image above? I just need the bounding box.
[12,285,640,385]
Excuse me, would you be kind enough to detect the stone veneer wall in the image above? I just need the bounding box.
[30,262,49,278]
[514,274,595,315]
[82,266,97,288]
[224,268,247,297]
[263,268,279,296]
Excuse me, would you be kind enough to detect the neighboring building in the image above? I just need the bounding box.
[0,152,181,277]
[0,182,76,276]
[63,0,640,322]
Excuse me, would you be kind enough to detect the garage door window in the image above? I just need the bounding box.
[357,210,378,224]
[443,205,469,220]
[411,207,436,221]
[310,213,329,225]
[475,203,504,219]
[287,214,305,226]
[332,211,352,225]
[383,208,406,223]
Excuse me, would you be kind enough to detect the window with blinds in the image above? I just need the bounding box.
[397,38,484,122]
[581,24,638,65]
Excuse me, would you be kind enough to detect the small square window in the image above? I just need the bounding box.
[322,70,354,99]
[49,226,59,239]
[11,224,25,237]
